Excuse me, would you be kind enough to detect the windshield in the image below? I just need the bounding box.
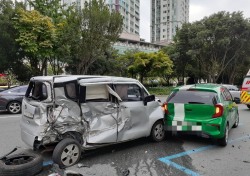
[167,90,218,105]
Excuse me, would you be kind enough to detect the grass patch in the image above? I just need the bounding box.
[147,86,174,95]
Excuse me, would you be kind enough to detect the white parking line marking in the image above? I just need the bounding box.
[0,115,21,119]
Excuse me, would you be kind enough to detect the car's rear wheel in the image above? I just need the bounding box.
[218,123,229,146]
[52,138,82,169]
[150,120,165,142]
[233,112,239,128]
[7,101,21,114]
[247,105,250,109]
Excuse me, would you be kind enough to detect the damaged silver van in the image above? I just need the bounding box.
[20,75,165,168]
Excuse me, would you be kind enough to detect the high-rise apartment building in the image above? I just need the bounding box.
[25,0,140,41]
[63,0,141,41]
[151,0,189,45]
[105,0,140,41]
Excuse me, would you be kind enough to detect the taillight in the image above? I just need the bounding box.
[212,104,223,118]
[162,102,169,114]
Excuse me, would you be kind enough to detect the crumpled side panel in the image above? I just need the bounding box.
[81,102,119,144]
[41,87,85,144]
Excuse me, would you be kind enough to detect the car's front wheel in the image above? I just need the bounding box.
[7,101,21,114]
[150,120,165,142]
[52,138,82,168]
[247,105,250,109]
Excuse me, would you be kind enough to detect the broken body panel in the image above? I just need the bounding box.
[20,76,163,150]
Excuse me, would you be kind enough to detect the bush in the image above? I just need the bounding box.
[147,86,174,95]
[0,77,7,86]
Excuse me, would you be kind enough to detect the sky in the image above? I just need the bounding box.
[140,0,250,42]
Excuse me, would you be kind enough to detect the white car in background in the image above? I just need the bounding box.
[222,84,240,104]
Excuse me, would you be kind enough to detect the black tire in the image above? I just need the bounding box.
[218,123,229,147]
[0,152,43,176]
[247,105,250,109]
[52,138,82,168]
[7,101,21,114]
[233,112,239,128]
[150,120,165,142]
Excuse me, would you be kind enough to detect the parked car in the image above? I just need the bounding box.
[241,70,250,109]
[20,75,165,168]
[222,84,240,104]
[0,85,28,114]
[162,84,239,146]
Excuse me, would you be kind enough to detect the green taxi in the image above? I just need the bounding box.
[162,84,239,146]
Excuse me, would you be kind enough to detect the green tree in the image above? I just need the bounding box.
[0,0,15,73]
[166,11,250,84]
[0,0,32,82]
[87,48,120,75]
[188,11,250,83]
[13,8,56,76]
[65,0,123,74]
[27,0,71,75]
[115,49,139,77]
[128,51,173,84]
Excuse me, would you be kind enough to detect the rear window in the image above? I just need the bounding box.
[167,90,218,105]
[26,82,48,101]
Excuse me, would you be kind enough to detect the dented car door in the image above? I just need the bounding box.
[114,83,149,142]
[79,83,121,144]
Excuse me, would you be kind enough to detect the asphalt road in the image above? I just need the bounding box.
[0,102,250,176]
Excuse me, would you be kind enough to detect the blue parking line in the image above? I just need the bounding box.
[159,159,200,176]
[43,160,54,166]
[158,135,250,176]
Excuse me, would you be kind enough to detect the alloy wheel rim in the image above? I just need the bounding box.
[9,103,21,113]
[154,123,164,140]
[235,116,239,126]
[225,125,229,143]
[61,144,80,166]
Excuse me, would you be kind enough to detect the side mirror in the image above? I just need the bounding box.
[233,97,240,104]
[143,95,155,106]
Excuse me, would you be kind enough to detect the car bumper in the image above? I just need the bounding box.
[164,117,225,139]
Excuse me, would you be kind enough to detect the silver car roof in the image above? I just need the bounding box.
[30,75,139,84]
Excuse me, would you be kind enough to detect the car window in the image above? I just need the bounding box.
[85,84,109,102]
[221,88,233,101]
[65,82,77,99]
[114,84,142,101]
[143,89,149,97]
[26,82,48,101]
[167,90,217,105]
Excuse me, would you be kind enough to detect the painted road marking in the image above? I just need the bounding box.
[43,160,54,166]
[0,115,21,119]
[158,135,250,176]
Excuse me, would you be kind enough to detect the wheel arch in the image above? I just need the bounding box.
[61,131,84,145]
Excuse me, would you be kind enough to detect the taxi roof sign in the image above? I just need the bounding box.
[247,69,250,76]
